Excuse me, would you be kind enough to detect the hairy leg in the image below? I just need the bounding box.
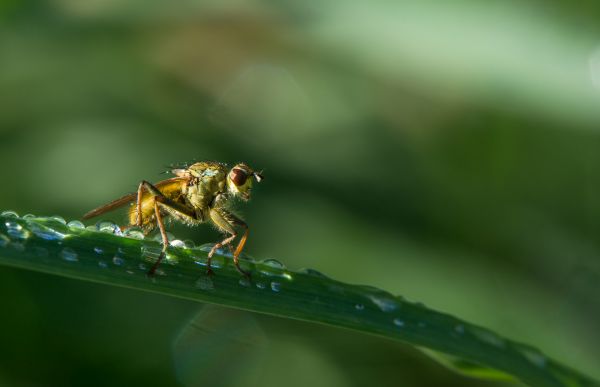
[208,208,249,276]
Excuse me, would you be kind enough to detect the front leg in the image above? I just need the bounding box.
[208,207,249,276]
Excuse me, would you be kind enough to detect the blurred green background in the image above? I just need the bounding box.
[1,0,600,386]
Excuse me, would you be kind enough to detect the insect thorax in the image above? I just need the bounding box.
[185,172,228,211]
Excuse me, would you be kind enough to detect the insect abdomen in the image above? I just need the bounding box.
[127,180,188,232]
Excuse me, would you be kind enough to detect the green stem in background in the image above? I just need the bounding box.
[0,211,597,387]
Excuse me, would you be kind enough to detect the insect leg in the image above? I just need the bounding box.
[147,200,169,276]
[135,180,167,227]
[145,195,198,276]
[208,208,249,276]
[135,180,197,227]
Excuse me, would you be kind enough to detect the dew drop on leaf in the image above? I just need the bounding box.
[261,258,286,269]
[239,277,252,288]
[170,239,186,248]
[60,247,78,262]
[0,233,10,247]
[96,221,120,234]
[124,227,144,240]
[5,221,29,240]
[298,268,329,278]
[67,220,85,229]
[519,347,546,368]
[470,327,506,348]
[51,216,67,225]
[195,276,215,291]
[28,223,65,241]
[393,318,405,327]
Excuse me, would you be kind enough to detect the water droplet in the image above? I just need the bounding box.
[261,258,286,269]
[22,214,36,220]
[239,277,251,287]
[259,259,291,279]
[471,327,506,348]
[195,276,214,291]
[193,256,208,267]
[218,247,233,257]
[111,247,126,265]
[242,252,256,262]
[5,221,30,240]
[67,220,85,229]
[256,282,266,289]
[393,318,405,327]
[0,233,9,247]
[141,244,163,260]
[367,292,400,312]
[123,227,144,240]
[237,259,253,273]
[1,211,19,218]
[165,251,179,265]
[28,223,65,241]
[93,247,104,255]
[209,255,224,269]
[153,232,175,243]
[454,324,465,334]
[60,247,78,262]
[96,221,120,234]
[197,243,212,252]
[520,347,546,368]
[98,261,108,268]
[355,304,365,311]
[170,239,186,248]
[299,268,328,278]
[183,239,195,249]
[271,282,281,292]
[198,243,227,256]
[50,216,66,225]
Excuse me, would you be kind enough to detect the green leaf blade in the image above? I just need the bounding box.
[0,212,597,387]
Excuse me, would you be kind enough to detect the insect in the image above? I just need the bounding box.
[83,161,264,276]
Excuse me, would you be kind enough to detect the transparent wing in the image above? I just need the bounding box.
[82,177,188,219]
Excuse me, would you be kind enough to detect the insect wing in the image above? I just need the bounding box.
[83,177,188,219]
[82,192,136,219]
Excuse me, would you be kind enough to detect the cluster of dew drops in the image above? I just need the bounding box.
[0,210,292,289]
[0,210,169,275]
[0,210,549,370]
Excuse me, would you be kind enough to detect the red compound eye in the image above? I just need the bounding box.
[230,168,248,186]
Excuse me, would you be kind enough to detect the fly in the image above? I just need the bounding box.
[83,161,264,276]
